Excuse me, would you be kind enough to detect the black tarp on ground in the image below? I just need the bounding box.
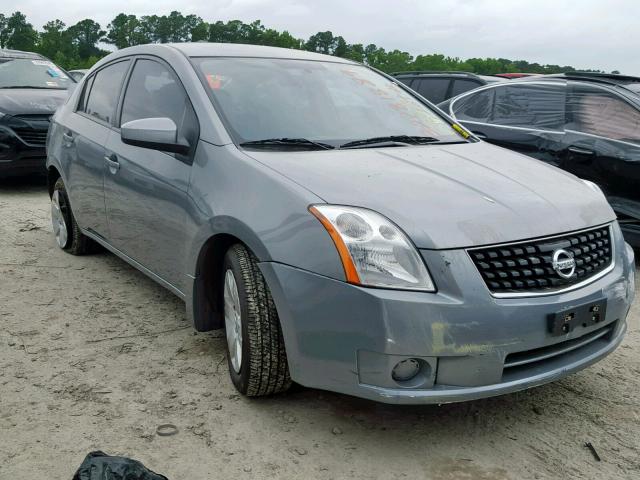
[72,451,168,480]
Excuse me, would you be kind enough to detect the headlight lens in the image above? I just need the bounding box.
[310,205,435,291]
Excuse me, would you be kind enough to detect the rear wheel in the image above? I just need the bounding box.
[223,244,291,396]
[51,177,97,255]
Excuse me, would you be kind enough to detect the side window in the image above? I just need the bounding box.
[120,59,198,148]
[450,79,482,97]
[77,75,95,112]
[84,61,130,124]
[492,83,565,130]
[414,78,451,103]
[452,88,495,122]
[396,77,413,87]
[567,85,640,144]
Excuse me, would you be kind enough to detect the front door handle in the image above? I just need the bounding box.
[62,131,74,145]
[104,154,120,174]
[568,146,595,156]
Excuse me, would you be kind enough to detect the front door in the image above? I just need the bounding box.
[103,58,199,291]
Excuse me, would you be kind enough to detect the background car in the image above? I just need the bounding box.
[68,69,88,81]
[46,44,634,405]
[392,71,504,104]
[0,49,73,178]
[439,72,640,246]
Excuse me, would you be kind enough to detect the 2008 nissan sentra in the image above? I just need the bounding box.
[45,43,635,404]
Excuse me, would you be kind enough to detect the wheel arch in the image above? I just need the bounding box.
[47,165,62,198]
[189,223,271,332]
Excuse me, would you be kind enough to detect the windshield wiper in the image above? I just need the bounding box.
[0,86,62,89]
[239,138,335,150]
[339,135,441,149]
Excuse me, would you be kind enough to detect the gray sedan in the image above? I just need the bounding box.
[46,43,635,404]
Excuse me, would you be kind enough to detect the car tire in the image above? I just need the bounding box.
[51,177,97,255]
[222,244,291,396]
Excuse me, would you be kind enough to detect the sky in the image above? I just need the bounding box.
[11,0,640,75]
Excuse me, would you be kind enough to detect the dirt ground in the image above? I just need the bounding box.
[0,177,638,480]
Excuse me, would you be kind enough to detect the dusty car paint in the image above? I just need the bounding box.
[47,43,635,404]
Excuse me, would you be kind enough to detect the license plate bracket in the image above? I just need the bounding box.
[547,299,607,336]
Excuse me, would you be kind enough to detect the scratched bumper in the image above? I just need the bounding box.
[259,224,635,405]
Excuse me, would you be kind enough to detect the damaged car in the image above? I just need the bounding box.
[46,44,635,404]
[439,73,640,246]
[0,49,73,178]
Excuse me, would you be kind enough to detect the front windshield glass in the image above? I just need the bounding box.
[0,58,73,89]
[194,57,464,147]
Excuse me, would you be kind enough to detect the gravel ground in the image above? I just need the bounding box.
[1,177,639,480]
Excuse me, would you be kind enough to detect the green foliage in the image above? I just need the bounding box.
[0,10,618,75]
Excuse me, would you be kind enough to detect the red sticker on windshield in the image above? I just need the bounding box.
[206,74,222,89]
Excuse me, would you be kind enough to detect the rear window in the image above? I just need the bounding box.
[567,85,640,144]
[452,88,495,122]
[450,79,482,97]
[492,83,566,130]
[0,58,73,89]
[413,78,450,103]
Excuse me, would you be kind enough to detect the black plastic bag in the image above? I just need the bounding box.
[72,451,169,480]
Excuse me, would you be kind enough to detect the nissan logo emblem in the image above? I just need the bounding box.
[552,249,576,279]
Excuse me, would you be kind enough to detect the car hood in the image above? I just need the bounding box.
[245,142,616,249]
[0,88,68,116]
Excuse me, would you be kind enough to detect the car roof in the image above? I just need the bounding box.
[165,42,357,64]
[512,72,640,95]
[0,48,46,60]
[391,71,486,80]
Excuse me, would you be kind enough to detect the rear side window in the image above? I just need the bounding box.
[450,79,482,97]
[452,88,495,122]
[77,75,95,112]
[414,78,451,103]
[567,85,640,145]
[492,84,565,130]
[120,59,198,148]
[84,60,130,124]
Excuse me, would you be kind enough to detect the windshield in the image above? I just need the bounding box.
[0,58,73,89]
[194,57,465,147]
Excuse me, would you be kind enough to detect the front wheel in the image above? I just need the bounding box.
[222,244,291,396]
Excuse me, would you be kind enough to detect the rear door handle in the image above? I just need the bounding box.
[104,154,120,173]
[568,146,595,156]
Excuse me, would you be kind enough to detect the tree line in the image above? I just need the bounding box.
[0,10,618,75]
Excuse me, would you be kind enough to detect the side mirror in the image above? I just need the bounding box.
[121,117,189,154]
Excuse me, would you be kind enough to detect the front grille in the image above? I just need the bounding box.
[9,115,51,146]
[469,225,613,295]
[13,128,48,145]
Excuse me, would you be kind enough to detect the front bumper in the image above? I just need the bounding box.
[260,224,635,404]
[0,124,48,177]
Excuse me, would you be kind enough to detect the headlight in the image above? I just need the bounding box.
[582,179,604,195]
[310,205,435,291]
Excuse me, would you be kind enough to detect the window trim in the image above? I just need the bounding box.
[74,58,132,129]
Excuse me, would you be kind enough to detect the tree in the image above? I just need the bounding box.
[37,19,77,63]
[68,19,106,59]
[5,11,38,51]
[103,13,149,49]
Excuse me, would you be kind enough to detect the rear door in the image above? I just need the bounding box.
[451,82,567,164]
[103,57,199,291]
[564,82,640,214]
[60,60,130,237]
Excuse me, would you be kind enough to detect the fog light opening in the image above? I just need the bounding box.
[392,358,421,382]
